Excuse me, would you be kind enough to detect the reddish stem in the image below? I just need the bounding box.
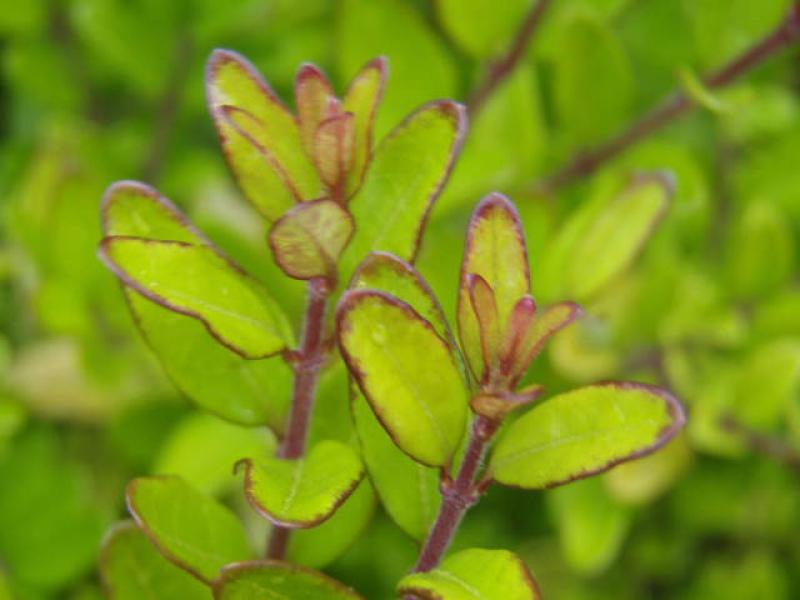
[412,416,499,573]
[467,0,552,117]
[535,4,800,193]
[266,278,330,559]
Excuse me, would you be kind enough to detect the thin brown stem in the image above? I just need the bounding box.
[266,278,330,559]
[412,415,499,573]
[534,3,800,194]
[467,0,552,117]
[721,415,800,475]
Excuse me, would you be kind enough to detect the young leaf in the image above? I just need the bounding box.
[489,383,685,489]
[458,193,530,381]
[206,49,322,215]
[295,63,338,158]
[342,57,387,194]
[339,100,466,283]
[100,522,211,600]
[126,476,252,583]
[213,560,363,599]
[567,173,673,299]
[287,481,376,569]
[268,199,354,280]
[237,440,364,527]
[351,389,440,541]
[99,238,292,359]
[337,290,468,467]
[314,113,355,190]
[350,251,452,344]
[397,548,540,600]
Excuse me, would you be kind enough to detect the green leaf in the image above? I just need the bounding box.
[339,101,466,284]
[268,199,354,280]
[100,522,211,600]
[352,389,439,541]
[337,290,468,467]
[154,414,277,496]
[126,476,252,583]
[350,252,452,344]
[287,480,376,569]
[237,440,364,527]
[342,57,387,194]
[337,0,457,137]
[397,548,540,600]
[554,10,634,146]
[566,172,673,300]
[489,383,685,489]
[213,560,364,599]
[548,477,631,576]
[206,49,322,220]
[100,238,292,359]
[435,0,531,58]
[457,193,530,381]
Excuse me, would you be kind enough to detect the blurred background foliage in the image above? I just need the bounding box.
[1,0,799,598]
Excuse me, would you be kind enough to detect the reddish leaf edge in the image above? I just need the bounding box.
[233,456,365,529]
[488,381,687,491]
[212,559,364,599]
[336,288,468,469]
[98,236,286,360]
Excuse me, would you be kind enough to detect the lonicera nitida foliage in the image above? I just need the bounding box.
[94,44,685,597]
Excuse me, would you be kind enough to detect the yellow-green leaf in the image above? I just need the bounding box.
[397,548,540,600]
[337,290,468,467]
[268,199,354,280]
[237,440,364,528]
[99,238,292,359]
[489,383,685,489]
[295,63,338,159]
[126,476,252,583]
[213,560,363,600]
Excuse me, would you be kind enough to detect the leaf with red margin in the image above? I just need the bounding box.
[314,113,355,191]
[295,63,339,159]
[126,476,252,584]
[468,273,502,381]
[458,193,530,381]
[398,548,541,600]
[236,440,364,528]
[99,237,292,359]
[500,300,582,385]
[337,289,468,467]
[101,181,293,428]
[488,382,686,490]
[268,199,354,281]
[338,100,467,285]
[342,56,388,195]
[206,49,323,216]
[213,560,364,599]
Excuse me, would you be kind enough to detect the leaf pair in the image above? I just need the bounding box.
[98,181,293,428]
[105,477,363,598]
[457,194,581,390]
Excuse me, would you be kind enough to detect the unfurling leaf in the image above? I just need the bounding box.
[489,383,685,489]
[567,172,673,299]
[237,440,364,527]
[101,181,293,428]
[339,100,466,283]
[214,560,363,599]
[206,49,322,219]
[337,290,468,467]
[458,193,530,382]
[99,238,292,359]
[314,113,356,191]
[100,521,211,600]
[342,57,387,194]
[126,476,251,583]
[397,548,541,600]
[295,63,339,158]
[268,199,354,280]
